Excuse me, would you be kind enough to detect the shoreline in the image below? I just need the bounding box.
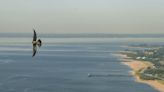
[115,53,164,92]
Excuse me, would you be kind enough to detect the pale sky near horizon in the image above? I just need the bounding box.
[0,0,164,34]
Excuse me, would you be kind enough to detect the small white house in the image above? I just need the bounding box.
[142,57,146,60]
[136,57,141,60]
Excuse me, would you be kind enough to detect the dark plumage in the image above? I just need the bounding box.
[33,29,37,41]
[32,29,42,57]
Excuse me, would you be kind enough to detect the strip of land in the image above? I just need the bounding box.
[114,53,164,92]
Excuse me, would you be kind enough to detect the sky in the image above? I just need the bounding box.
[0,0,164,34]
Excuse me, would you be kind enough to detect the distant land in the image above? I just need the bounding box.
[1,33,164,38]
[118,44,164,92]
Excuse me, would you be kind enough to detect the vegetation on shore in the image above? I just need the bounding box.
[121,44,164,81]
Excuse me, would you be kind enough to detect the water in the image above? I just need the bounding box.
[0,33,161,92]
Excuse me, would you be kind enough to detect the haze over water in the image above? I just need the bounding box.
[0,33,162,92]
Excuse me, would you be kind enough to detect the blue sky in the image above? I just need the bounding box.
[0,0,164,34]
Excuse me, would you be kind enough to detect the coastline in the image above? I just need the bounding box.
[114,53,164,92]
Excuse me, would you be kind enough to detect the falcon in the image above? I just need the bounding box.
[32,29,42,57]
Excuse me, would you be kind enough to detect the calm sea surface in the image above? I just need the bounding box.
[0,33,162,92]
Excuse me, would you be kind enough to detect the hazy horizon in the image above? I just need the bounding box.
[0,0,164,34]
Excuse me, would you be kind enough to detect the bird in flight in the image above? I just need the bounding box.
[32,29,42,57]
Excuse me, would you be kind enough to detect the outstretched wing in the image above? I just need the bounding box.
[33,29,37,41]
[32,44,37,57]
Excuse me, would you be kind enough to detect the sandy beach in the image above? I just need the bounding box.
[116,53,164,92]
